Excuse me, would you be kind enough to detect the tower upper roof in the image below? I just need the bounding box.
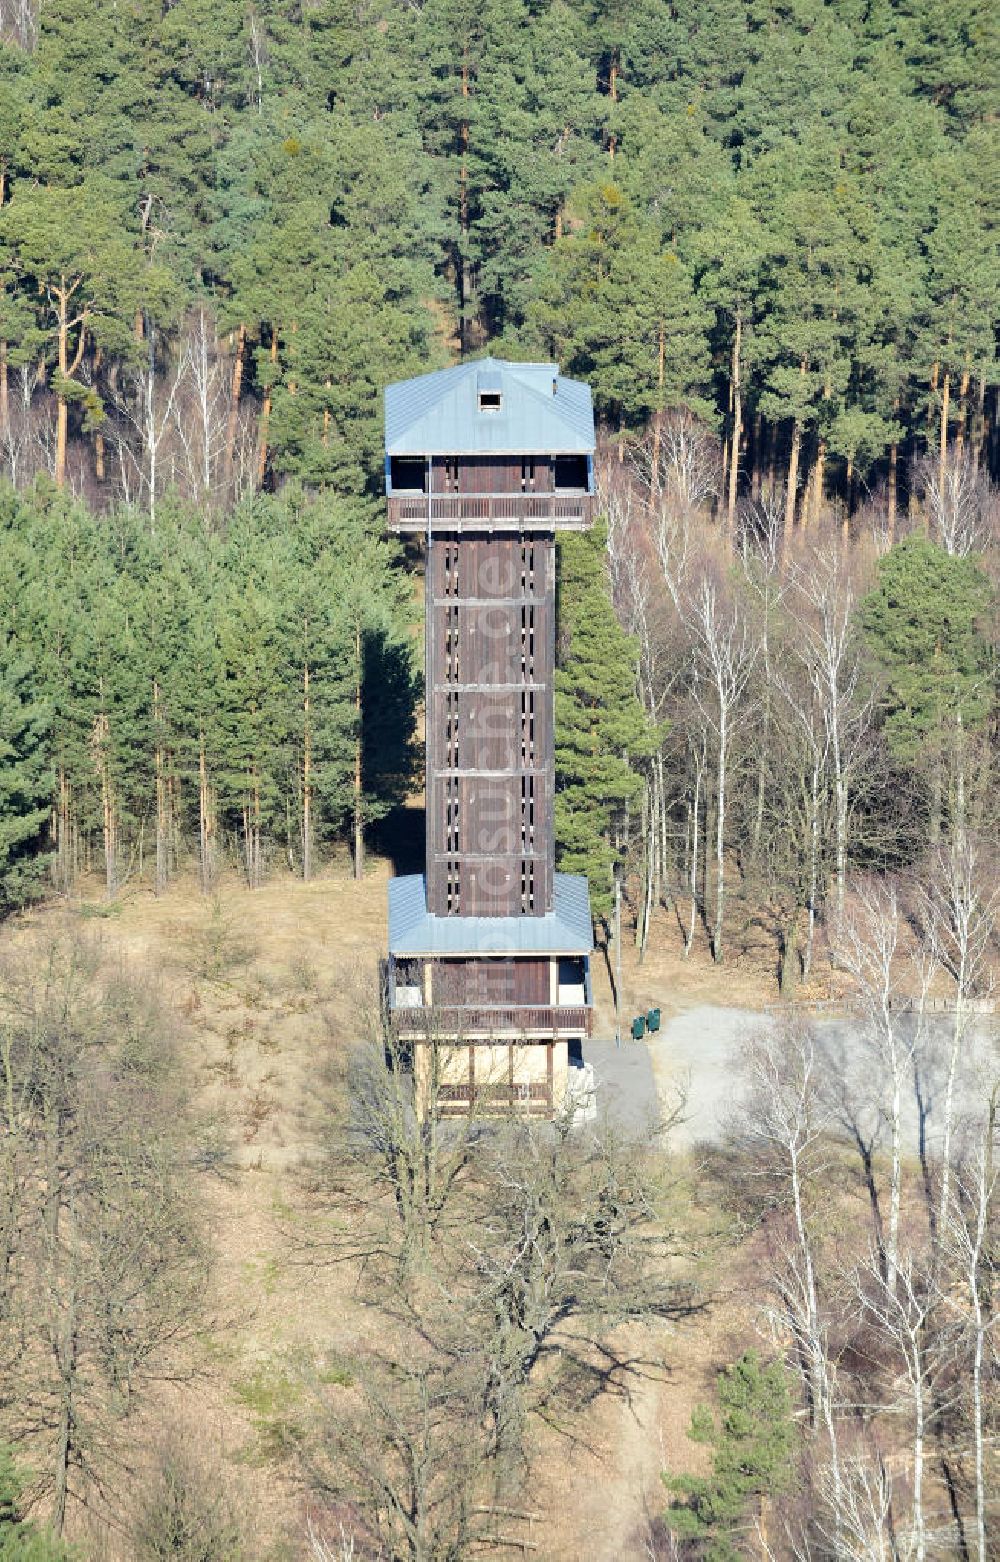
[384,357,595,457]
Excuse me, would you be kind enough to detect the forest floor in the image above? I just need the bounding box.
[8,851,986,1559]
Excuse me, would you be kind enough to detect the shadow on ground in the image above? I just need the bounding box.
[371,803,425,878]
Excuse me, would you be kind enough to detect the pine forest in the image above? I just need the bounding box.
[0,1,998,1560]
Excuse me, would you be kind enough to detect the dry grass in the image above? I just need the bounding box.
[2,858,796,1561]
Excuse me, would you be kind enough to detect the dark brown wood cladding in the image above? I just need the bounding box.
[433,957,550,1006]
[426,533,555,918]
[431,456,555,495]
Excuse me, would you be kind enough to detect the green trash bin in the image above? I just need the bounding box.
[631,1015,646,1041]
[647,1007,661,1033]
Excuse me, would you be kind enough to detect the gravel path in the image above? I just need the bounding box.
[588,1005,999,1152]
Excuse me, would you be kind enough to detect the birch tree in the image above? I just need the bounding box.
[813,1455,895,1562]
[850,1251,948,1562]
[836,878,928,1295]
[914,448,998,558]
[734,1020,839,1466]
[786,546,872,929]
[941,1128,996,1562]
[109,323,196,527]
[687,576,758,963]
[916,837,997,1237]
[605,478,679,957]
[170,307,230,507]
[773,654,830,981]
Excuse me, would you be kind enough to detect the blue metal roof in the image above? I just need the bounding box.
[388,873,594,956]
[385,357,595,457]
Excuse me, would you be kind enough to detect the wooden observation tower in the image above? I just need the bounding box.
[384,358,596,1115]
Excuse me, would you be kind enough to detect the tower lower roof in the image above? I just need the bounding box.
[388,873,593,957]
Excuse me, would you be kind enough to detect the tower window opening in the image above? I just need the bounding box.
[520,605,535,679]
[445,605,460,683]
[520,691,536,765]
[445,776,460,852]
[520,861,535,913]
[554,455,587,491]
[443,542,460,595]
[389,457,425,493]
[521,774,535,850]
[446,859,461,914]
[445,690,460,767]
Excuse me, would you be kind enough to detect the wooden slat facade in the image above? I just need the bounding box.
[432,455,555,495]
[426,529,555,918]
[434,956,551,1005]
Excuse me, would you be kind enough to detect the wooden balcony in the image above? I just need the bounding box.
[393,1002,593,1038]
[387,492,594,532]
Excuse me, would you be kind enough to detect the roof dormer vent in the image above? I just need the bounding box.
[477,367,502,413]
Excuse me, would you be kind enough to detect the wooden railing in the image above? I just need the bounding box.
[388,492,594,531]
[393,1003,592,1036]
[439,1081,552,1117]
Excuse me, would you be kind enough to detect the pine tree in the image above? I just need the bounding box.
[859,536,994,766]
[0,632,50,915]
[748,127,882,524]
[523,182,713,431]
[554,518,650,925]
[213,561,291,890]
[663,1352,795,1561]
[858,538,995,841]
[231,117,437,490]
[0,181,146,486]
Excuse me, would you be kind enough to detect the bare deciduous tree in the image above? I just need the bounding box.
[303,996,694,1559]
[309,993,488,1278]
[916,838,997,1236]
[941,1119,997,1562]
[0,937,208,1535]
[735,488,784,580]
[835,878,929,1295]
[688,576,759,963]
[773,655,829,981]
[109,331,187,529]
[307,1350,494,1562]
[463,1114,689,1463]
[0,0,37,49]
[914,448,998,558]
[681,724,707,959]
[170,308,231,508]
[787,545,872,929]
[131,1430,246,1562]
[605,485,684,958]
[630,410,722,516]
[813,1453,895,1562]
[733,1022,839,1471]
[849,1250,950,1562]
